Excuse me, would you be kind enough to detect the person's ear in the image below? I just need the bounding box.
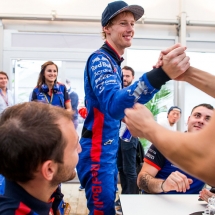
[41,160,57,181]
[186,116,190,125]
[103,26,111,34]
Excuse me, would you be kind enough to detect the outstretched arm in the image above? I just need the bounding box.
[178,66,215,98]
[155,45,215,98]
[125,103,215,186]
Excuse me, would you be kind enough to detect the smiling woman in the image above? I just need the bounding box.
[31,61,72,112]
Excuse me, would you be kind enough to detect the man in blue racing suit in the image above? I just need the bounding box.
[76,1,190,215]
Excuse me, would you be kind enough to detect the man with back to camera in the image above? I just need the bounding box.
[76,0,190,214]
[115,66,139,214]
[0,102,81,215]
[138,103,213,194]
[159,106,181,130]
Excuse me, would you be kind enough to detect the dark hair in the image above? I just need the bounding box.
[37,61,58,89]
[167,106,181,115]
[0,102,72,182]
[66,79,70,85]
[122,65,135,76]
[0,71,9,80]
[191,103,214,114]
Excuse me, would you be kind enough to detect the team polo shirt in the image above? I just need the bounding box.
[144,144,204,194]
[0,179,52,215]
[31,82,70,108]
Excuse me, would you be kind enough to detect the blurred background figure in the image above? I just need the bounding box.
[116,66,140,215]
[66,79,79,129]
[159,106,181,131]
[0,71,14,195]
[31,61,71,111]
[0,71,14,114]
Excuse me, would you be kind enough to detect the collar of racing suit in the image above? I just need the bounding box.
[100,41,124,66]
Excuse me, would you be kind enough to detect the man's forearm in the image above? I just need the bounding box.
[184,67,215,98]
[138,172,164,193]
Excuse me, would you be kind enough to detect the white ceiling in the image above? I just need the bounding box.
[0,0,215,22]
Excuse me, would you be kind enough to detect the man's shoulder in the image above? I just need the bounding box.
[0,195,31,214]
[69,90,78,97]
[87,50,118,80]
[158,118,169,127]
[146,145,165,160]
[145,144,166,168]
[89,50,113,64]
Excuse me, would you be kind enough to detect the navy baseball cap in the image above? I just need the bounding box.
[168,106,182,115]
[101,1,144,27]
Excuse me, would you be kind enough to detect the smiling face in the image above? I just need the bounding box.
[44,64,58,84]
[187,106,214,133]
[0,74,8,90]
[104,11,135,55]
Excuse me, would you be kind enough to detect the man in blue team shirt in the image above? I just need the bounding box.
[0,102,81,215]
[138,103,214,194]
[76,1,190,214]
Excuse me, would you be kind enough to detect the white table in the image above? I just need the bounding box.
[120,194,207,215]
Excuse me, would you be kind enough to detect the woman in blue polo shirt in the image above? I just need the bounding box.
[30,61,72,214]
[31,61,71,111]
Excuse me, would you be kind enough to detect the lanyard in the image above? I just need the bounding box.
[0,91,8,106]
[43,92,53,104]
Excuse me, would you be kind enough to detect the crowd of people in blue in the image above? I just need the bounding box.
[1,1,215,215]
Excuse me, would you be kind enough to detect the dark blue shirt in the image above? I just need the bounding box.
[68,89,79,120]
[0,179,52,215]
[144,144,204,194]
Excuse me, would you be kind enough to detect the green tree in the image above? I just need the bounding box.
[140,85,171,150]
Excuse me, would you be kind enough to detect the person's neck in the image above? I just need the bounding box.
[45,81,54,94]
[0,87,7,95]
[169,121,174,127]
[17,180,57,203]
[106,39,124,56]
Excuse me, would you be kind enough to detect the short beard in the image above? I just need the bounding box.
[123,81,132,87]
[50,164,76,187]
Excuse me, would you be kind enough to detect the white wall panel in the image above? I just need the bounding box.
[185,0,215,21]
[11,33,103,49]
[1,0,215,120]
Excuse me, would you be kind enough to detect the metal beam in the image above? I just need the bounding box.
[0,14,179,26]
[176,0,186,132]
[187,20,215,27]
[1,13,215,28]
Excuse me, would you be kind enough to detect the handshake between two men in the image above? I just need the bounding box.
[124,43,215,187]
